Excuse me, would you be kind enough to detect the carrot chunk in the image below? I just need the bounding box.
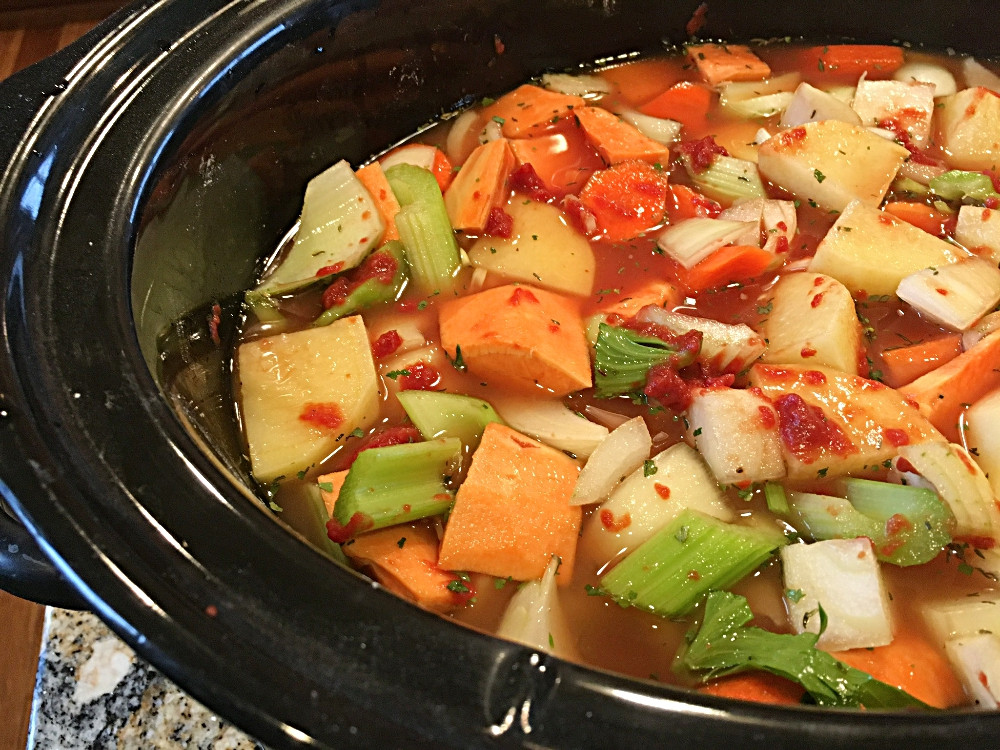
[802,45,904,81]
[687,43,771,86]
[438,284,592,396]
[572,105,670,166]
[666,184,722,221]
[438,423,581,583]
[444,138,515,232]
[683,245,774,292]
[880,334,963,388]
[578,160,670,242]
[484,84,585,138]
[903,330,1000,440]
[508,125,604,196]
[639,82,714,130]
[597,280,680,317]
[700,672,805,706]
[884,201,956,238]
[829,629,967,709]
[343,520,462,612]
[317,470,349,516]
[355,163,400,242]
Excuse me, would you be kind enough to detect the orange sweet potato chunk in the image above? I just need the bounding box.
[438,423,581,583]
[438,284,592,396]
[688,43,771,86]
[444,138,515,232]
[484,84,585,138]
[355,162,400,241]
[573,105,670,165]
[317,470,349,517]
[343,520,460,612]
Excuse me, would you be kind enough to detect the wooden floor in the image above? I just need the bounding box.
[0,7,127,748]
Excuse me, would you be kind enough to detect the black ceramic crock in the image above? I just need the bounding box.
[2,0,1000,747]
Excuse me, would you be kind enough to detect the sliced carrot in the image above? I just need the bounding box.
[572,105,670,166]
[438,284,592,396]
[684,245,774,292]
[597,280,680,318]
[317,470,349,517]
[884,201,956,238]
[687,43,771,86]
[484,84,585,138]
[829,628,967,709]
[508,124,604,196]
[578,160,670,242]
[355,163,400,242]
[880,334,963,388]
[438,423,581,583]
[903,330,1000,441]
[343,520,462,612]
[802,45,904,82]
[666,183,722,222]
[700,671,805,706]
[639,82,713,130]
[444,138,515,232]
[599,59,684,107]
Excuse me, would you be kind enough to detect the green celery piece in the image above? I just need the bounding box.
[333,437,461,532]
[245,289,287,324]
[683,153,767,204]
[840,477,953,567]
[675,590,931,709]
[891,176,931,197]
[385,164,461,292]
[593,323,699,399]
[764,482,789,515]
[313,241,409,327]
[396,391,503,450]
[929,170,1000,203]
[600,509,785,617]
[786,491,882,543]
[302,484,350,566]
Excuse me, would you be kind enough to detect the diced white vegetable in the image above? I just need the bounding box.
[923,594,1000,643]
[937,87,1000,171]
[894,61,957,98]
[781,538,894,651]
[823,85,856,105]
[571,416,652,505]
[757,120,909,213]
[634,306,767,374]
[956,204,1000,265]
[445,109,482,164]
[966,388,1000,499]
[780,82,862,128]
[945,634,1000,707]
[258,161,385,292]
[238,316,380,481]
[896,256,1000,331]
[687,155,767,205]
[687,387,784,483]
[867,127,899,141]
[497,556,574,657]
[491,395,607,458]
[722,91,794,119]
[719,72,800,103]
[380,144,437,172]
[809,200,967,296]
[655,218,758,268]
[894,441,1000,544]
[897,158,948,185]
[479,119,503,144]
[963,58,1000,93]
[584,442,732,565]
[369,319,426,354]
[468,265,488,292]
[540,72,612,98]
[617,109,683,145]
[583,404,632,431]
[964,311,1000,350]
[753,128,772,145]
[719,197,796,254]
[852,79,936,145]
[762,272,862,374]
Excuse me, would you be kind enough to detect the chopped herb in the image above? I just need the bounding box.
[757,300,774,315]
[450,344,467,371]
[385,369,411,380]
[447,579,471,594]
[813,168,826,183]
[693,427,703,437]
[643,459,658,477]
[786,588,805,603]
[397,537,406,549]
[495,576,513,590]
[481,96,496,106]
[350,427,365,439]
[816,467,829,478]
[585,583,609,596]
[417,300,429,310]
[491,115,506,125]
[318,482,334,492]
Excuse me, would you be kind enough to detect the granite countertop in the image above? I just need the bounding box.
[29,608,268,749]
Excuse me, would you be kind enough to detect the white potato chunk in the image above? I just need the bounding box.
[782,538,893,651]
[962,389,1000,500]
[937,87,1000,171]
[852,79,936,145]
[894,61,957,97]
[945,634,1000,707]
[780,82,861,128]
[956,204,1000,265]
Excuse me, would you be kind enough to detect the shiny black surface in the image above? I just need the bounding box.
[1,0,1000,747]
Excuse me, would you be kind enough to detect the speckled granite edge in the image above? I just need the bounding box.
[28,608,269,750]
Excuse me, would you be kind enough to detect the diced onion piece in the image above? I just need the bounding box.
[780,82,861,128]
[540,72,612,99]
[468,265,489,292]
[497,555,573,656]
[753,128,772,145]
[781,537,893,651]
[956,204,1000,266]
[897,158,948,185]
[894,61,958,97]
[491,396,608,458]
[721,91,794,119]
[963,58,1000,93]
[944,634,1000,708]
[258,160,385,292]
[445,109,481,164]
[370,320,426,354]
[719,197,796,254]
[894,441,1000,544]
[479,119,503,144]
[823,85,856,105]
[655,217,758,268]
[686,155,768,205]
[867,127,898,140]
[583,404,632,431]
[571,416,652,506]
[964,311,1000,351]
[635,306,767,374]
[923,594,1000,644]
[896,256,1000,331]
[380,144,438,172]
[718,72,800,103]
[618,108,683,145]
[966,388,1000,499]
